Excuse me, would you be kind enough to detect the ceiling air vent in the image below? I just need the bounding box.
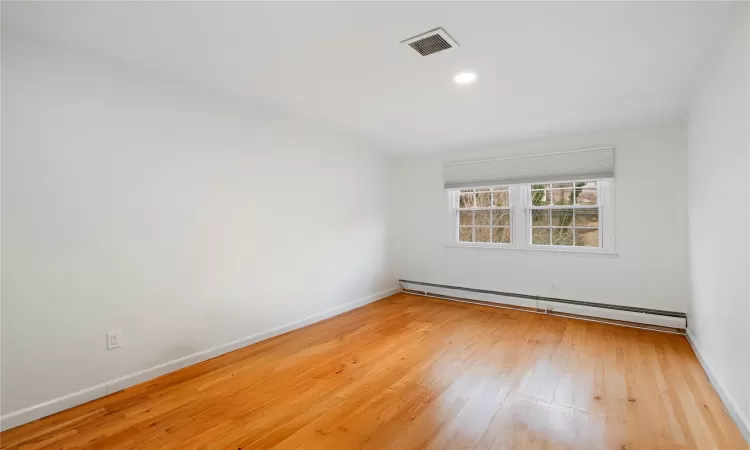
[401,27,459,56]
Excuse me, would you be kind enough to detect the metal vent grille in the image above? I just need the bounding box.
[409,34,452,56]
[401,28,459,57]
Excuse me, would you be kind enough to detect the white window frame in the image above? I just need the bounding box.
[448,179,615,254]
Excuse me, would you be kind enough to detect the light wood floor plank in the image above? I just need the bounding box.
[1,293,746,449]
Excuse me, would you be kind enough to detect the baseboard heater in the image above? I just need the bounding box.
[399,280,687,329]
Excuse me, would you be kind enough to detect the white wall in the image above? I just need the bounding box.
[0,31,393,421]
[389,124,689,313]
[686,5,750,438]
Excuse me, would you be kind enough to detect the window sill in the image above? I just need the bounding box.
[444,243,618,257]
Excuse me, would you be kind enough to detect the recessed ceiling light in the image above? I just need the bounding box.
[453,72,477,86]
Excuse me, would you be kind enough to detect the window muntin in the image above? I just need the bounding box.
[528,181,600,248]
[456,186,511,244]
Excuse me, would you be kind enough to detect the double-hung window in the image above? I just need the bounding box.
[445,147,615,253]
[451,179,613,252]
[456,186,511,244]
[528,181,601,247]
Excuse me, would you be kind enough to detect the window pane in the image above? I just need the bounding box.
[476,192,491,207]
[575,228,599,247]
[531,189,550,206]
[552,227,574,246]
[491,210,510,226]
[459,227,473,242]
[551,209,574,226]
[551,188,574,205]
[475,210,491,226]
[492,190,509,207]
[475,227,491,242]
[532,184,550,190]
[552,182,574,189]
[575,188,598,205]
[459,194,474,208]
[492,227,510,243]
[532,228,551,245]
[531,209,550,226]
[574,209,599,227]
[459,211,474,226]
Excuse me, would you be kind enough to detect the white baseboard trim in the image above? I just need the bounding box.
[401,282,686,329]
[0,287,400,432]
[685,329,750,444]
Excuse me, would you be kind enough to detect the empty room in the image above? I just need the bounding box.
[1,1,748,449]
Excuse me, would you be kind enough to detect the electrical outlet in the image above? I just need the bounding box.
[551,283,557,291]
[107,330,123,350]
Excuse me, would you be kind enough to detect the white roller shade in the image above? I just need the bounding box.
[443,147,614,189]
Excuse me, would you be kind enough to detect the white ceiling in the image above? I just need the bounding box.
[3,2,735,154]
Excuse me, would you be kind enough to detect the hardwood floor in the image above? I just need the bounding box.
[1,293,746,449]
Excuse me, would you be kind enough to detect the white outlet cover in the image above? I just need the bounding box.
[107,330,123,350]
